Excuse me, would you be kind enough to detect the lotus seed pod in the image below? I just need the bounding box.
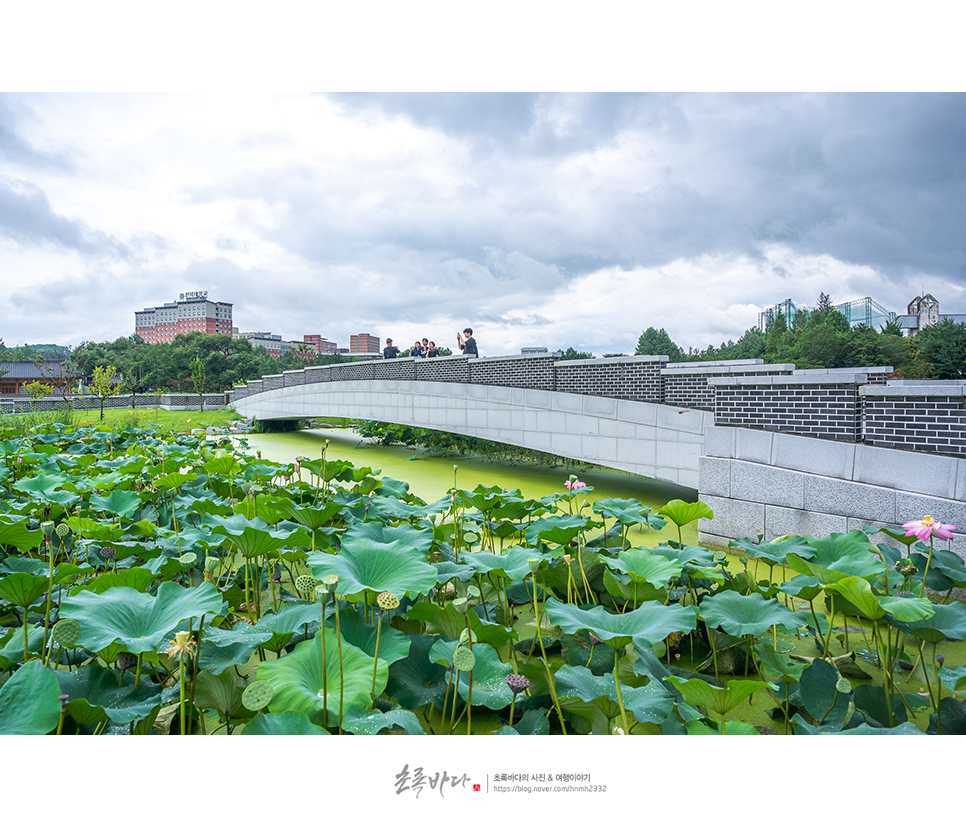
[55,523,70,538]
[528,557,541,575]
[205,556,220,573]
[459,628,471,645]
[506,674,530,695]
[241,680,274,712]
[937,654,945,667]
[835,678,852,694]
[51,618,81,648]
[40,521,55,537]
[467,585,481,600]
[321,574,339,594]
[40,506,51,518]
[377,591,400,611]
[295,575,317,595]
[271,570,282,583]
[452,597,469,614]
[100,546,116,561]
[179,552,198,568]
[453,645,476,673]
[117,651,138,671]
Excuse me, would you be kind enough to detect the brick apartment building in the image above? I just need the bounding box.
[350,333,381,354]
[135,292,233,344]
[304,334,338,354]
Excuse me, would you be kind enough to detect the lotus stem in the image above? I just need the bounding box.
[332,592,344,733]
[919,541,934,598]
[531,575,567,735]
[371,612,383,701]
[508,693,517,729]
[613,647,629,734]
[320,599,328,727]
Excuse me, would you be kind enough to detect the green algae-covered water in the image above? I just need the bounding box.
[240,427,701,548]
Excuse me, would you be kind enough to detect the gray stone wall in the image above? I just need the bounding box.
[416,356,471,383]
[863,383,966,457]
[468,354,557,389]
[283,370,306,387]
[554,355,666,402]
[372,358,417,380]
[663,362,794,411]
[711,374,866,442]
[331,363,375,382]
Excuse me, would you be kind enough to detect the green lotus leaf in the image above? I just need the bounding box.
[0,556,46,576]
[0,520,44,553]
[428,638,513,709]
[0,573,49,608]
[240,711,329,735]
[89,489,142,519]
[779,574,823,601]
[205,514,309,559]
[337,608,412,668]
[797,530,886,581]
[193,669,254,724]
[544,598,697,651]
[731,535,815,566]
[798,658,850,726]
[667,675,774,718]
[698,590,807,637]
[59,581,223,654]
[459,546,540,582]
[307,538,438,599]
[286,501,343,531]
[524,514,597,546]
[341,706,425,735]
[340,520,434,555]
[199,622,276,674]
[53,665,162,726]
[0,660,62,735]
[13,473,77,506]
[405,601,516,647]
[911,548,966,590]
[940,664,966,693]
[256,629,387,727]
[898,601,966,643]
[825,575,933,623]
[555,664,675,726]
[754,643,809,682]
[601,547,682,589]
[495,709,550,735]
[651,545,723,578]
[593,497,666,531]
[82,567,156,595]
[659,499,713,529]
[153,471,196,493]
[385,634,449,711]
[684,719,761,735]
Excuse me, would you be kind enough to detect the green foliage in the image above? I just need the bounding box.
[635,327,684,362]
[558,347,594,360]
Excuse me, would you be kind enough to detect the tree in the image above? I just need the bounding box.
[907,319,966,379]
[558,347,594,361]
[90,365,122,420]
[24,381,52,400]
[635,328,683,362]
[191,356,207,411]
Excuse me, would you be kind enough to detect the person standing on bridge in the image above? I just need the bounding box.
[383,339,400,359]
[457,327,478,358]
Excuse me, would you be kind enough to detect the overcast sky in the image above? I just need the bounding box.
[2,90,964,356]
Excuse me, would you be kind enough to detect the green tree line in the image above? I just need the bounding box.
[633,293,966,379]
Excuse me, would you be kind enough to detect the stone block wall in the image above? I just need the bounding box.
[468,354,557,389]
[416,356,471,383]
[372,358,416,380]
[663,362,794,411]
[331,362,375,382]
[283,370,306,387]
[554,355,666,402]
[711,374,867,442]
[862,383,966,457]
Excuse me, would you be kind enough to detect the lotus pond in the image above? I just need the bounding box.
[1,421,965,736]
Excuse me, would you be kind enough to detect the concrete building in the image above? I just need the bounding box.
[896,294,966,336]
[236,331,315,361]
[135,292,233,344]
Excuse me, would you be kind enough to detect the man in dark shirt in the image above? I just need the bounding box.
[457,327,478,357]
[383,339,400,359]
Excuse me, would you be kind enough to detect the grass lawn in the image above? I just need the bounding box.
[0,407,239,435]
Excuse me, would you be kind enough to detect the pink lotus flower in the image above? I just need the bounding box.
[564,478,587,491]
[902,514,957,542]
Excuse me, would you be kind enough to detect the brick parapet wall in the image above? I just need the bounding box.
[861,383,966,457]
[468,354,558,389]
[282,370,306,387]
[663,364,795,411]
[554,355,666,402]
[372,358,417,380]
[711,374,866,441]
[331,363,375,382]
[416,356,471,383]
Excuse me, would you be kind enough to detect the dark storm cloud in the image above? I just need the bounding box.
[325,92,966,283]
[0,178,128,256]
